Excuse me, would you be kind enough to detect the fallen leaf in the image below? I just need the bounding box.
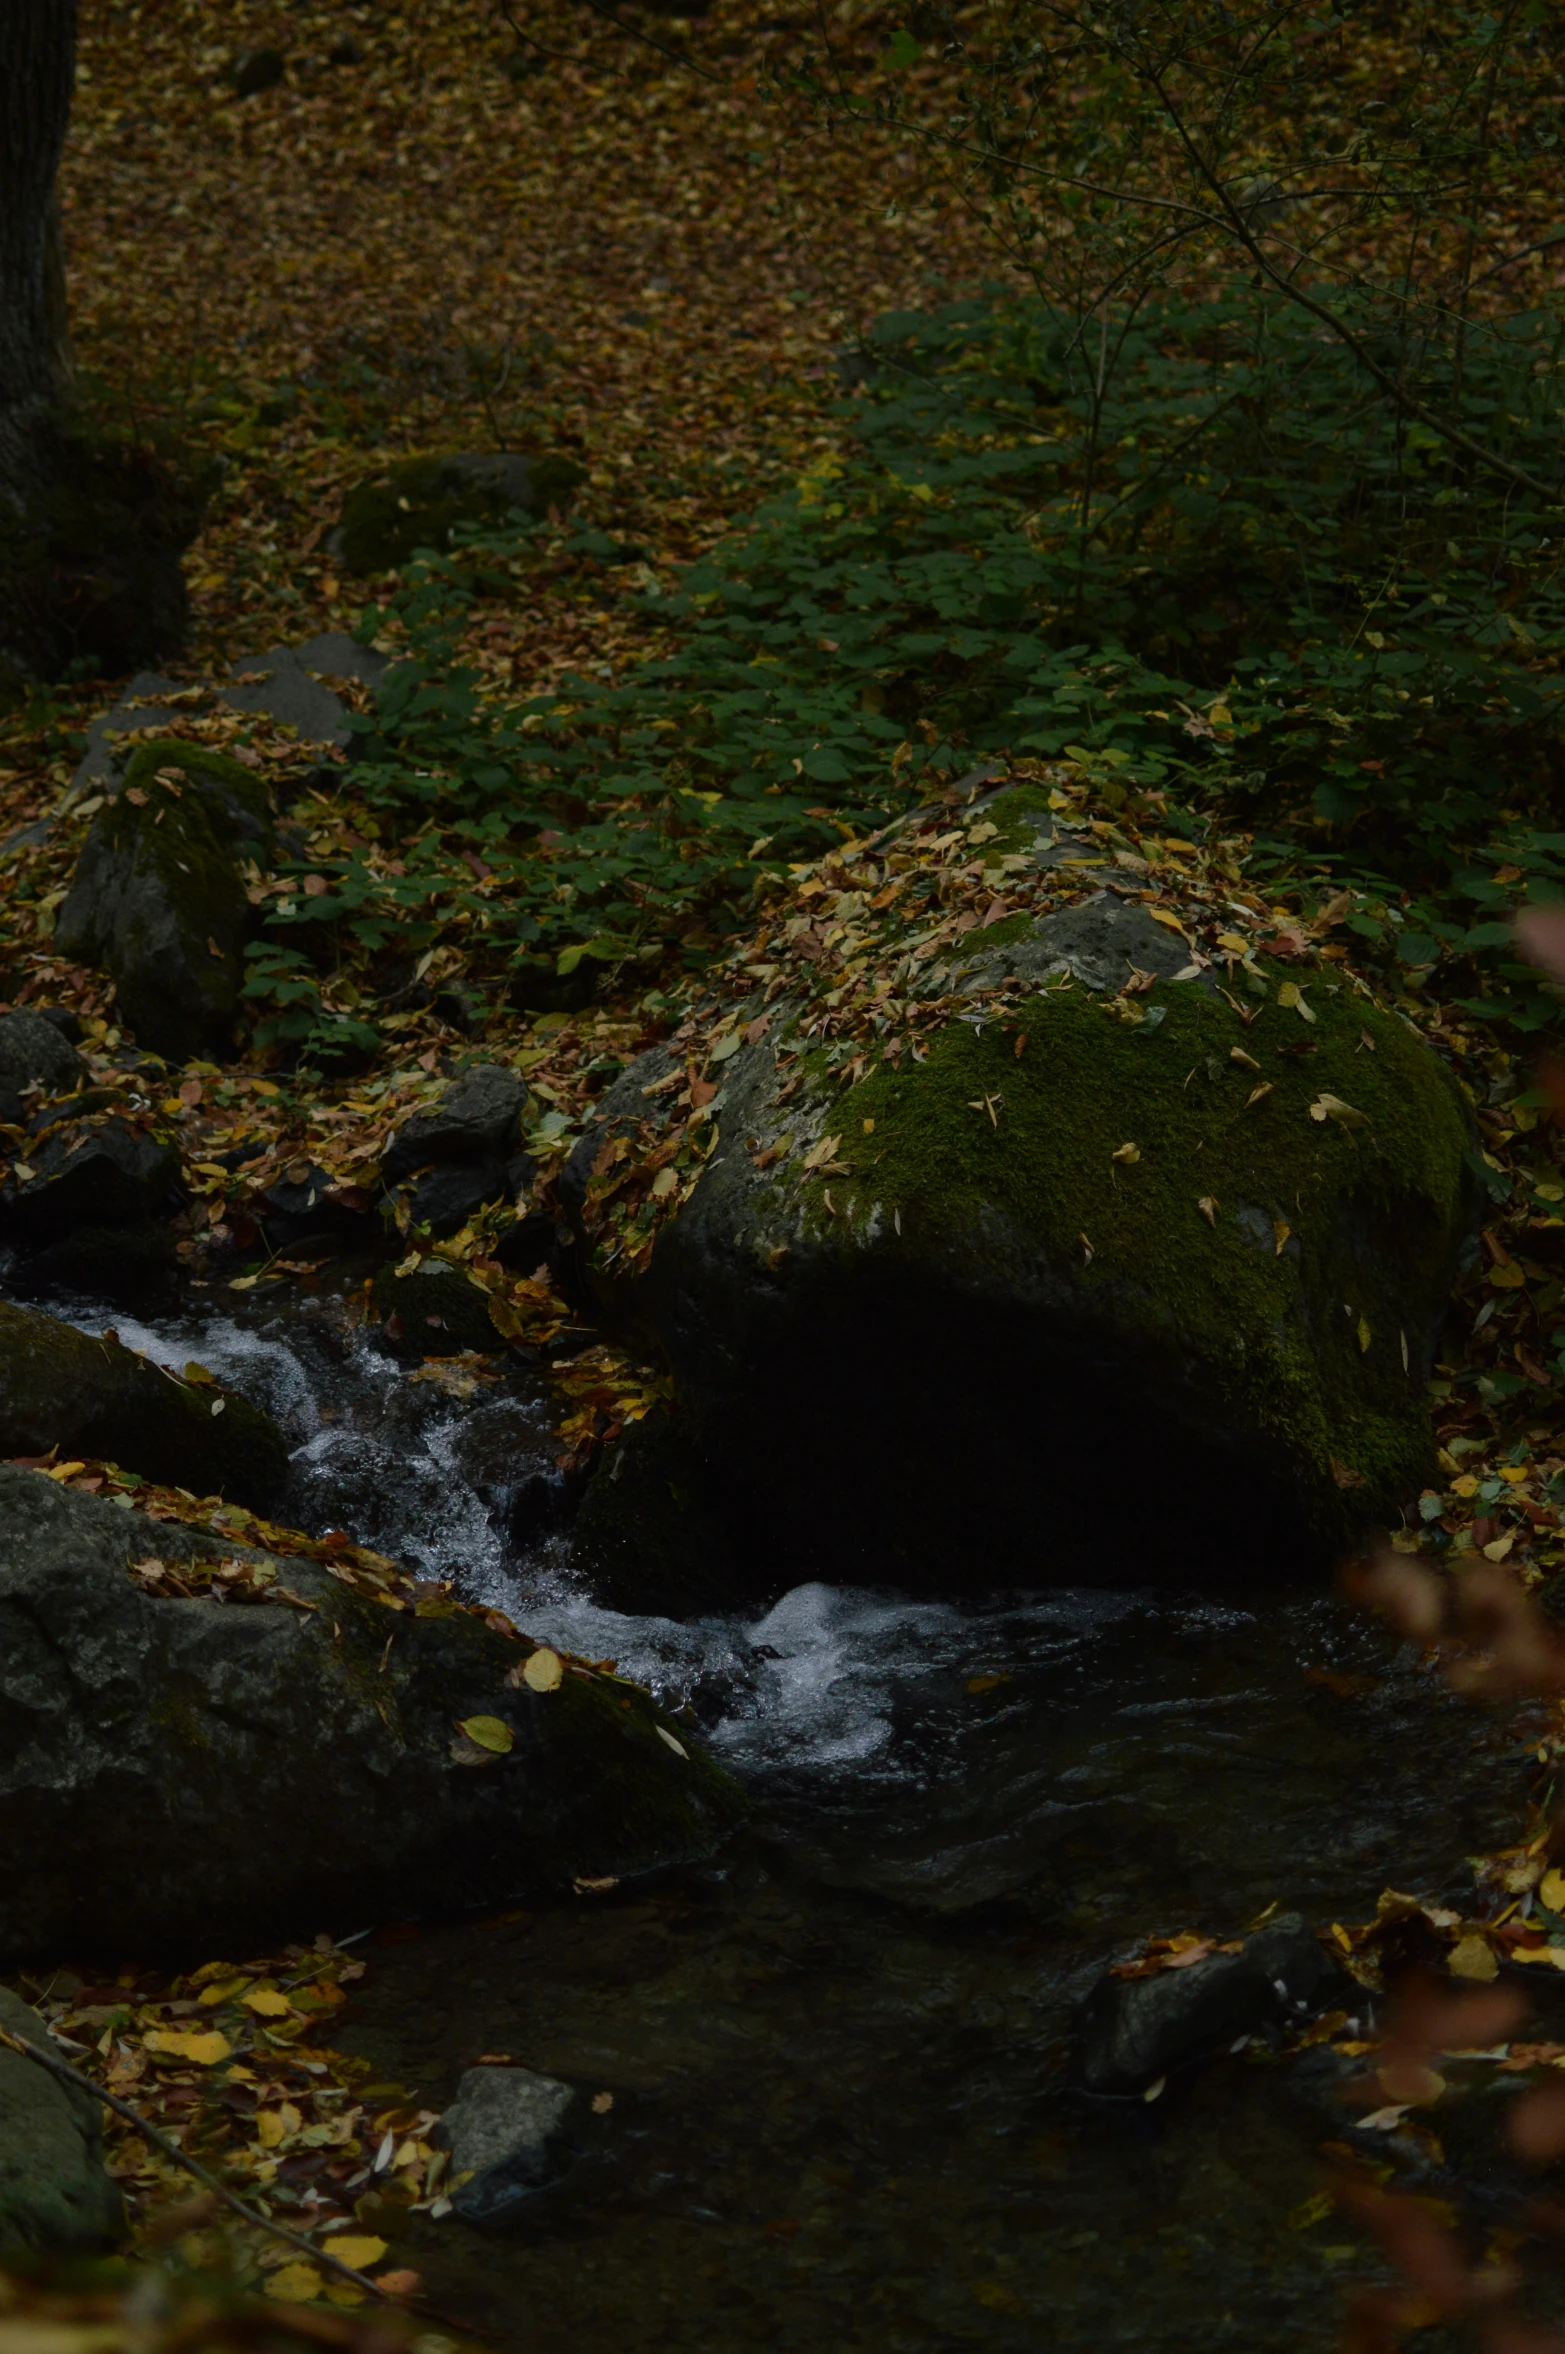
[1377,2059,1446,2106]
[800,1133,841,1172]
[1198,1196,1217,1226]
[522,1646,563,1693]
[373,2271,424,2299]
[1358,1317,1373,1353]
[1230,1047,1262,1071]
[656,1725,689,1758]
[123,786,149,806]
[1448,1935,1500,1982]
[1541,1867,1565,1914]
[143,2029,231,2066]
[1274,1220,1291,1255]
[320,2237,387,2271]
[1309,1094,1369,1127]
[1355,2104,1412,2131]
[243,1985,291,2017]
[1483,1534,1515,1562]
[1244,1083,1273,1108]
[264,2263,323,2303]
[1111,1141,1140,1164]
[456,1714,515,1753]
[1216,930,1249,954]
[591,2091,615,2114]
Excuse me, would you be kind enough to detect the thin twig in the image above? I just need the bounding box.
[0,2024,389,2304]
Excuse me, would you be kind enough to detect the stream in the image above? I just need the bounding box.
[49,1273,1540,2347]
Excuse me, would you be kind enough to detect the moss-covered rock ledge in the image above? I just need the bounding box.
[560,783,1483,1611]
[0,1468,743,1961]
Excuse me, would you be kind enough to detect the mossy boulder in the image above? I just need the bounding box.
[0,1298,288,1512]
[562,800,1481,1610]
[55,737,274,1060]
[329,451,586,576]
[0,1468,744,1960]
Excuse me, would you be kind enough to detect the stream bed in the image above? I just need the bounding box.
[49,1275,1540,2348]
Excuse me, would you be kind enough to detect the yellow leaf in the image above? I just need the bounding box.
[1309,1094,1369,1128]
[457,1714,515,1753]
[1452,1473,1479,1498]
[1197,1196,1217,1225]
[656,1725,690,1758]
[1489,1262,1527,1289]
[1111,1142,1140,1164]
[46,1463,86,1482]
[1541,1868,1565,1914]
[264,2263,323,2303]
[1229,1047,1261,1071]
[1273,1220,1291,1256]
[144,2029,231,2066]
[1483,1535,1514,1562]
[1277,981,1300,1007]
[800,1134,842,1172]
[1512,1943,1565,1970]
[320,2237,387,2272]
[255,2107,291,2149]
[1216,930,1249,954]
[242,1985,292,2017]
[1357,1317,1372,1353]
[1148,908,1188,935]
[1447,1934,1499,1982]
[198,1977,247,2008]
[522,1647,564,1693]
[182,1361,218,1387]
[1244,1083,1273,1109]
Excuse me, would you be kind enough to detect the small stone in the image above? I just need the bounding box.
[408,1161,508,1238]
[0,1011,85,1118]
[1,1118,179,1240]
[432,2067,577,2223]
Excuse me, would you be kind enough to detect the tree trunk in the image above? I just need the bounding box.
[0,1,77,515]
[0,0,203,686]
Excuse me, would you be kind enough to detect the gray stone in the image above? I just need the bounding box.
[223,633,393,753]
[433,2066,577,2222]
[0,1988,123,2255]
[0,1296,287,1511]
[408,1160,508,1238]
[0,1012,85,1123]
[958,888,1211,998]
[381,1065,531,1183]
[0,1468,743,1959]
[55,740,275,1061]
[1078,1913,1345,2093]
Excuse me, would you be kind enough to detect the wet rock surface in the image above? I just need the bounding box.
[0,1117,180,1244]
[0,1988,123,2256]
[0,1297,287,1508]
[0,1468,743,1961]
[382,1064,532,1184]
[1077,1910,1348,2093]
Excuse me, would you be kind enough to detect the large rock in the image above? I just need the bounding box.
[381,1064,531,1183]
[433,2066,579,2222]
[1078,1913,1344,2093]
[0,1298,287,1511]
[0,1011,85,1124]
[329,452,586,576]
[0,1469,743,1959]
[0,1987,123,2254]
[222,631,393,752]
[56,738,275,1060]
[561,784,1481,1611]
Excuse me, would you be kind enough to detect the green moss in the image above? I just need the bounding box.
[820,967,1476,1522]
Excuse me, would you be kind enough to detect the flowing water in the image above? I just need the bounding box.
[46,1276,1544,2346]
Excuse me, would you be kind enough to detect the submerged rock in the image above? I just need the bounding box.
[0,1298,287,1511]
[330,452,586,576]
[564,781,1481,1611]
[55,738,275,1060]
[433,2065,579,2222]
[0,1469,743,1959]
[0,1988,123,2255]
[1078,1912,1346,2093]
